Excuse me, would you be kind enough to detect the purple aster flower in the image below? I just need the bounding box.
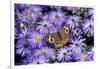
[16,39,31,57]
[69,41,90,61]
[32,57,48,64]
[25,52,49,64]
[36,20,57,34]
[89,9,94,21]
[27,5,42,20]
[83,49,94,61]
[72,28,82,37]
[56,47,72,62]
[49,11,65,26]
[91,15,94,21]
[76,49,94,61]
[88,9,94,16]
[80,51,88,61]
[28,56,48,64]
[66,15,82,29]
[82,19,94,36]
[28,31,45,48]
[15,10,32,23]
[71,50,82,61]
[72,50,88,61]
[69,36,87,51]
[17,28,29,39]
[33,46,55,59]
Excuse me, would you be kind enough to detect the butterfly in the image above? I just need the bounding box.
[46,26,69,48]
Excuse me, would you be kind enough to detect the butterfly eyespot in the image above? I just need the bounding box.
[49,38,54,43]
[65,29,68,33]
[48,35,54,43]
[50,38,54,41]
[50,38,53,41]
[64,26,69,33]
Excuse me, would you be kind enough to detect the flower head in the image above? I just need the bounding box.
[16,39,31,57]
[88,8,94,16]
[66,15,82,29]
[15,10,32,24]
[49,11,65,26]
[81,49,94,61]
[33,46,55,59]
[56,47,72,62]
[72,28,82,37]
[17,27,29,39]
[36,20,57,34]
[69,36,86,52]
[29,56,48,64]
[28,31,45,48]
[82,19,94,36]
[74,49,94,61]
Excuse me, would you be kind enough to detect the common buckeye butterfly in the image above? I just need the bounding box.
[46,26,69,48]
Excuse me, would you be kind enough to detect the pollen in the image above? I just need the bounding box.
[44,15,48,19]
[35,35,41,41]
[41,49,46,54]
[82,53,87,59]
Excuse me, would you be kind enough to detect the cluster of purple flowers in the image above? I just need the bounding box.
[15,4,94,65]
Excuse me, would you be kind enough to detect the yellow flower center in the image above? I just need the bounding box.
[44,15,48,19]
[82,54,87,59]
[41,49,46,54]
[64,12,67,15]
[35,35,41,41]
